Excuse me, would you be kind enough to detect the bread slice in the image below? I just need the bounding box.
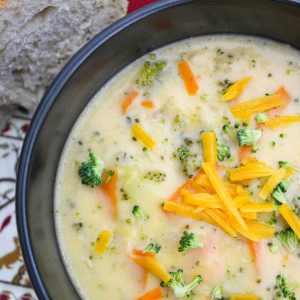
[0,0,128,125]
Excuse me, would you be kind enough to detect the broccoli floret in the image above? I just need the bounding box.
[136,60,166,87]
[162,269,203,298]
[272,181,288,204]
[175,146,200,178]
[276,274,296,300]
[275,229,298,253]
[278,180,288,193]
[177,146,192,162]
[144,242,161,254]
[211,285,223,299]
[217,141,231,162]
[272,186,286,204]
[78,152,104,187]
[178,231,203,252]
[278,160,300,172]
[255,112,269,124]
[237,128,262,151]
[132,205,149,220]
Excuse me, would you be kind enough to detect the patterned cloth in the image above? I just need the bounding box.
[0,0,158,299]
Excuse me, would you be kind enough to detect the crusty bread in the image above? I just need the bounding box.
[0,0,128,125]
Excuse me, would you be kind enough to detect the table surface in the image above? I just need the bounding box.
[0,0,158,299]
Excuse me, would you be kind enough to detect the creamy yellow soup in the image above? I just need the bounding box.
[55,36,300,300]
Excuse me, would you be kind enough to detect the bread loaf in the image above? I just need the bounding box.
[0,0,128,125]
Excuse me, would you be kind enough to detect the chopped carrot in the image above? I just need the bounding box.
[133,248,155,257]
[121,90,139,114]
[202,162,247,230]
[247,240,260,276]
[201,131,217,165]
[279,204,300,239]
[269,86,291,116]
[265,115,300,129]
[136,287,163,300]
[238,146,253,162]
[230,94,285,121]
[178,60,199,95]
[95,230,113,255]
[131,124,156,149]
[221,76,252,101]
[130,249,170,283]
[140,269,149,290]
[258,168,286,200]
[101,168,119,218]
[141,100,155,109]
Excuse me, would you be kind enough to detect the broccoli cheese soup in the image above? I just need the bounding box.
[55,35,300,300]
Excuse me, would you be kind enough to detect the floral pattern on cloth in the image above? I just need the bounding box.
[0,1,158,298]
[0,116,36,299]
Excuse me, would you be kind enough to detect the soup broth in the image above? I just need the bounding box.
[56,36,300,300]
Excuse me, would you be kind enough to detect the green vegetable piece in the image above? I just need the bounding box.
[255,112,269,124]
[278,160,300,172]
[162,269,203,298]
[278,180,288,193]
[272,181,288,204]
[177,146,192,162]
[144,171,166,182]
[178,231,203,252]
[78,152,104,187]
[276,274,296,300]
[137,60,166,87]
[211,285,223,299]
[267,242,278,253]
[217,141,231,162]
[144,242,161,254]
[132,205,149,220]
[275,229,298,253]
[199,93,210,102]
[237,128,262,152]
[175,146,200,178]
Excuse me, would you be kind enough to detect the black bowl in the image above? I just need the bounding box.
[16,0,300,299]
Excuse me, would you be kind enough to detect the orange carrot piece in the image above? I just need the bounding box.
[238,146,253,162]
[136,287,163,300]
[130,250,170,283]
[140,269,149,290]
[269,86,291,117]
[133,248,155,257]
[141,100,155,109]
[178,60,199,95]
[101,168,118,218]
[247,240,260,276]
[121,90,139,114]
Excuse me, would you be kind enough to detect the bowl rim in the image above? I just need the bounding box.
[15,0,191,298]
[16,0,300,299]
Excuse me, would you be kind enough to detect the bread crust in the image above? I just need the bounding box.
[0,0,128,122]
